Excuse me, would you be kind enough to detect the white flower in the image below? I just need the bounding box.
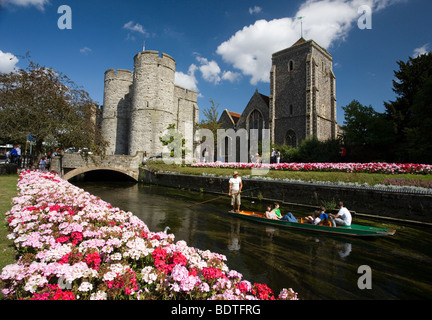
[78,281,93,292]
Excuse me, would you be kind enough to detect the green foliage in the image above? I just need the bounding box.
[384,52,432,163]
[159,123,187,160]
[273,137,341,163]
[0,60,107,168]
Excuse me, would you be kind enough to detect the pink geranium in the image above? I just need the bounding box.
[0,170,298,300]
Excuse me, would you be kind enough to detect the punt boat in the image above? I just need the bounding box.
[229,210,396,237]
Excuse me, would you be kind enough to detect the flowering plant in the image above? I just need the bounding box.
[190,162,432,175]
[1,170,298,300]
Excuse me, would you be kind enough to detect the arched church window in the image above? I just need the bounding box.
[285,130,297,148]
[248,109,264,140]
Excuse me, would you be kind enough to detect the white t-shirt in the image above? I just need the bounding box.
[229,177,242,192]
[337,207,352,226]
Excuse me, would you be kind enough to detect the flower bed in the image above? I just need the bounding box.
[0,170,297,300]
[190,162,432,175]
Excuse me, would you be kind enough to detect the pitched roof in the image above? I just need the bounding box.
[228,111,241,124]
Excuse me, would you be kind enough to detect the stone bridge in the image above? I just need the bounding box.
[50,152,145,181]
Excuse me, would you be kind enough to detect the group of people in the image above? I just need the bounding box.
[228,170,352,227]
[6,145,22,165]
[270,148,281,164]
[265,203,298,222]
[264,201,352,227]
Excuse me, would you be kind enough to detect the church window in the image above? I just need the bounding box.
[248,110,264,140]
[288,60,294,72]
[285,130,297,148]
[290,104,293,115]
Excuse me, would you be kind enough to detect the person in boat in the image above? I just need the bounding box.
[265,205,279,220]
[329,201,352,227]
[304,210,321,224]
[272,203,298,223]
[229,171,243,213]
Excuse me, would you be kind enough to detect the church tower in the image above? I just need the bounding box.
[269,38,337,147]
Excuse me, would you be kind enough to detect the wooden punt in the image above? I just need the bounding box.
[229,210,396,237]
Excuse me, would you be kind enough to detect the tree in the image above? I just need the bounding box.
[342,100,395,162]
[197,99,222,162]
[405,76,432,163]
[198,99,222,135]
[384,52,432,161]
[0,61,107,168]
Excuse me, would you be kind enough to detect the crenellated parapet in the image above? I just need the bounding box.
[102,50,199,158]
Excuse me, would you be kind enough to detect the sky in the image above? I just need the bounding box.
[0,0,431,126]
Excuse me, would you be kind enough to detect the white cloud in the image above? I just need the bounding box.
[123,21,149,36]
[80,47,92,54]
[413,44,430,58]
[175,64,199,92]
[0,0,49,10]
[0,50,19,74]
[249,6,262,15]
[196,56,222,84]
[222,70,242,82]
[217,0,398,85]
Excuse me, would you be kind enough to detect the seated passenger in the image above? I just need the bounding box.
[329,201,352,227]
[304,210,321,224]
[272,203,298,223]
[265,205,279,220]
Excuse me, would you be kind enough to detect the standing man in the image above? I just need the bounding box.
[229,171,243,213]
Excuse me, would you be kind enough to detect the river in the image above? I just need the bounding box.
[73,180,432,300]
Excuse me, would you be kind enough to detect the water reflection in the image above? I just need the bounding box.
[74,181,432,300]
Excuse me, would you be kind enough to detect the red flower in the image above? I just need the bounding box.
[202,267,225,280]
[85,252,101,270]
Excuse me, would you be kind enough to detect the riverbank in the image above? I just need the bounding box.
[140,167,432,225]
[0,171,297,300]
[0,175,18,288]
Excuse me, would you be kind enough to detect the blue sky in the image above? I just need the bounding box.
[0,0,431,125]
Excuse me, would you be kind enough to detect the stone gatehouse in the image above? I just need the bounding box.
[100,50,199,157]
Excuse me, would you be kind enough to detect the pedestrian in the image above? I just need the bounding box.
[276,149,281,164]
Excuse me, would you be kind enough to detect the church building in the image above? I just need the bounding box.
[219,38,339,148]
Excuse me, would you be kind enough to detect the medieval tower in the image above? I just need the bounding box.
[101,50,199,157]
[269,38,338,146]
[219,38,339,149]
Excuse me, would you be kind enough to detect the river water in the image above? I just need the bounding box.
[73,180,432,300]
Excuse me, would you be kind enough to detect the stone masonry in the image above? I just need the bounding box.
[220,38,339,148]
[101,51,199,157]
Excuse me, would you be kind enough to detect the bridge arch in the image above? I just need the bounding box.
[63,166,139,182]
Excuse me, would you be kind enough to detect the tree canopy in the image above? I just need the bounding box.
[0,61,107,167]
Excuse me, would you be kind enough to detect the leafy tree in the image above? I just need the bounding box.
[197,99,223,162]
[405,76,432,163]
[342,100,395,162]
[0,61,107,168]
[198,99,222,135]
[384,52,432,161]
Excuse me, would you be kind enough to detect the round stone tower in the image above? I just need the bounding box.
[128,51,176,156]
[102,69,133,155]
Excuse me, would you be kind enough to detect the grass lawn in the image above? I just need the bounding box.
[145,162,432,187]
[0,175,19,278]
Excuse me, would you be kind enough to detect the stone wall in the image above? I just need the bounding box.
[140,169,432,224]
